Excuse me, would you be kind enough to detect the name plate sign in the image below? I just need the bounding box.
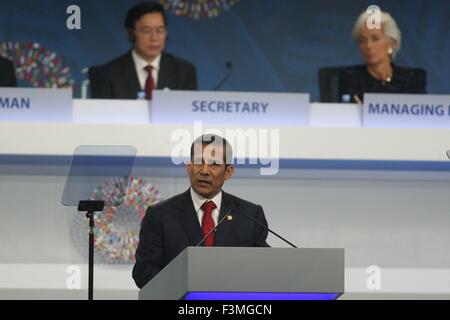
[152,90,310,126]
[363,93,450,128]
[0,88,72,122]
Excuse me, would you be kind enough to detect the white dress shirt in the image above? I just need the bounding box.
[131,50,161,90]
[190,187,222,227]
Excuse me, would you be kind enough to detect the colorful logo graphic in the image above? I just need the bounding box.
[0,41,74,88]
[160,0,239,19]
[71,177,162,264]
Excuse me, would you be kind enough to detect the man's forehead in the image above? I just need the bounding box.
[193,143,224,157]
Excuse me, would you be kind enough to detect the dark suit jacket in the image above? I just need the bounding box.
[338,64,427,102]
[90,51,197,99]
[0,56,17,87]
[132,189,269,289]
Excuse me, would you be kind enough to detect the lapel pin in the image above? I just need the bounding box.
[227,215,233,221]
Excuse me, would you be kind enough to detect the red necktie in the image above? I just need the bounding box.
[144,65,154,100]
[201,201,217,246]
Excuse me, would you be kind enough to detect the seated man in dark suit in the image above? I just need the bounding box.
[132,134,269,289]
[0,56,17,87]
[91,2,197,99]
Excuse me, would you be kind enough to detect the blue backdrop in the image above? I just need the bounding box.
[0,0,448,100]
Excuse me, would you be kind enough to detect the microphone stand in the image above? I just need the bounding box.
[238,209,298,248]
[77,200,105,300]
[195,202,298,249]
[214,62,233,91]
[196,210,232,247]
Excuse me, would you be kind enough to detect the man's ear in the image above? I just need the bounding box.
[185,161,192,176]
[224,165,234,181]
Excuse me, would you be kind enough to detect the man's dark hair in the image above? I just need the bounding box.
[190,134,233,165]
[124,2,168,43]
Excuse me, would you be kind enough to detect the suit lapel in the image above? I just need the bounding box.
[121,51,141,98]
[214,192,239,246]
[177,189,203,245]
[157,52,174,89]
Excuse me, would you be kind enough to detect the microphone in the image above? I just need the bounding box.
[446,151,450,160]
[234,200,298,248]
[213,61,233,91]
[195,210,232,247]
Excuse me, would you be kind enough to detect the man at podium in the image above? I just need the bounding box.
[133,134,269,288]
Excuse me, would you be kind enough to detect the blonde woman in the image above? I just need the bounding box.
[338,10,427,103]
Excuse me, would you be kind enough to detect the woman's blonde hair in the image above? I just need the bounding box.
[352,10,402,60]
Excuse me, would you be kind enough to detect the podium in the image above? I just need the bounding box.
[139,247,344,300]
